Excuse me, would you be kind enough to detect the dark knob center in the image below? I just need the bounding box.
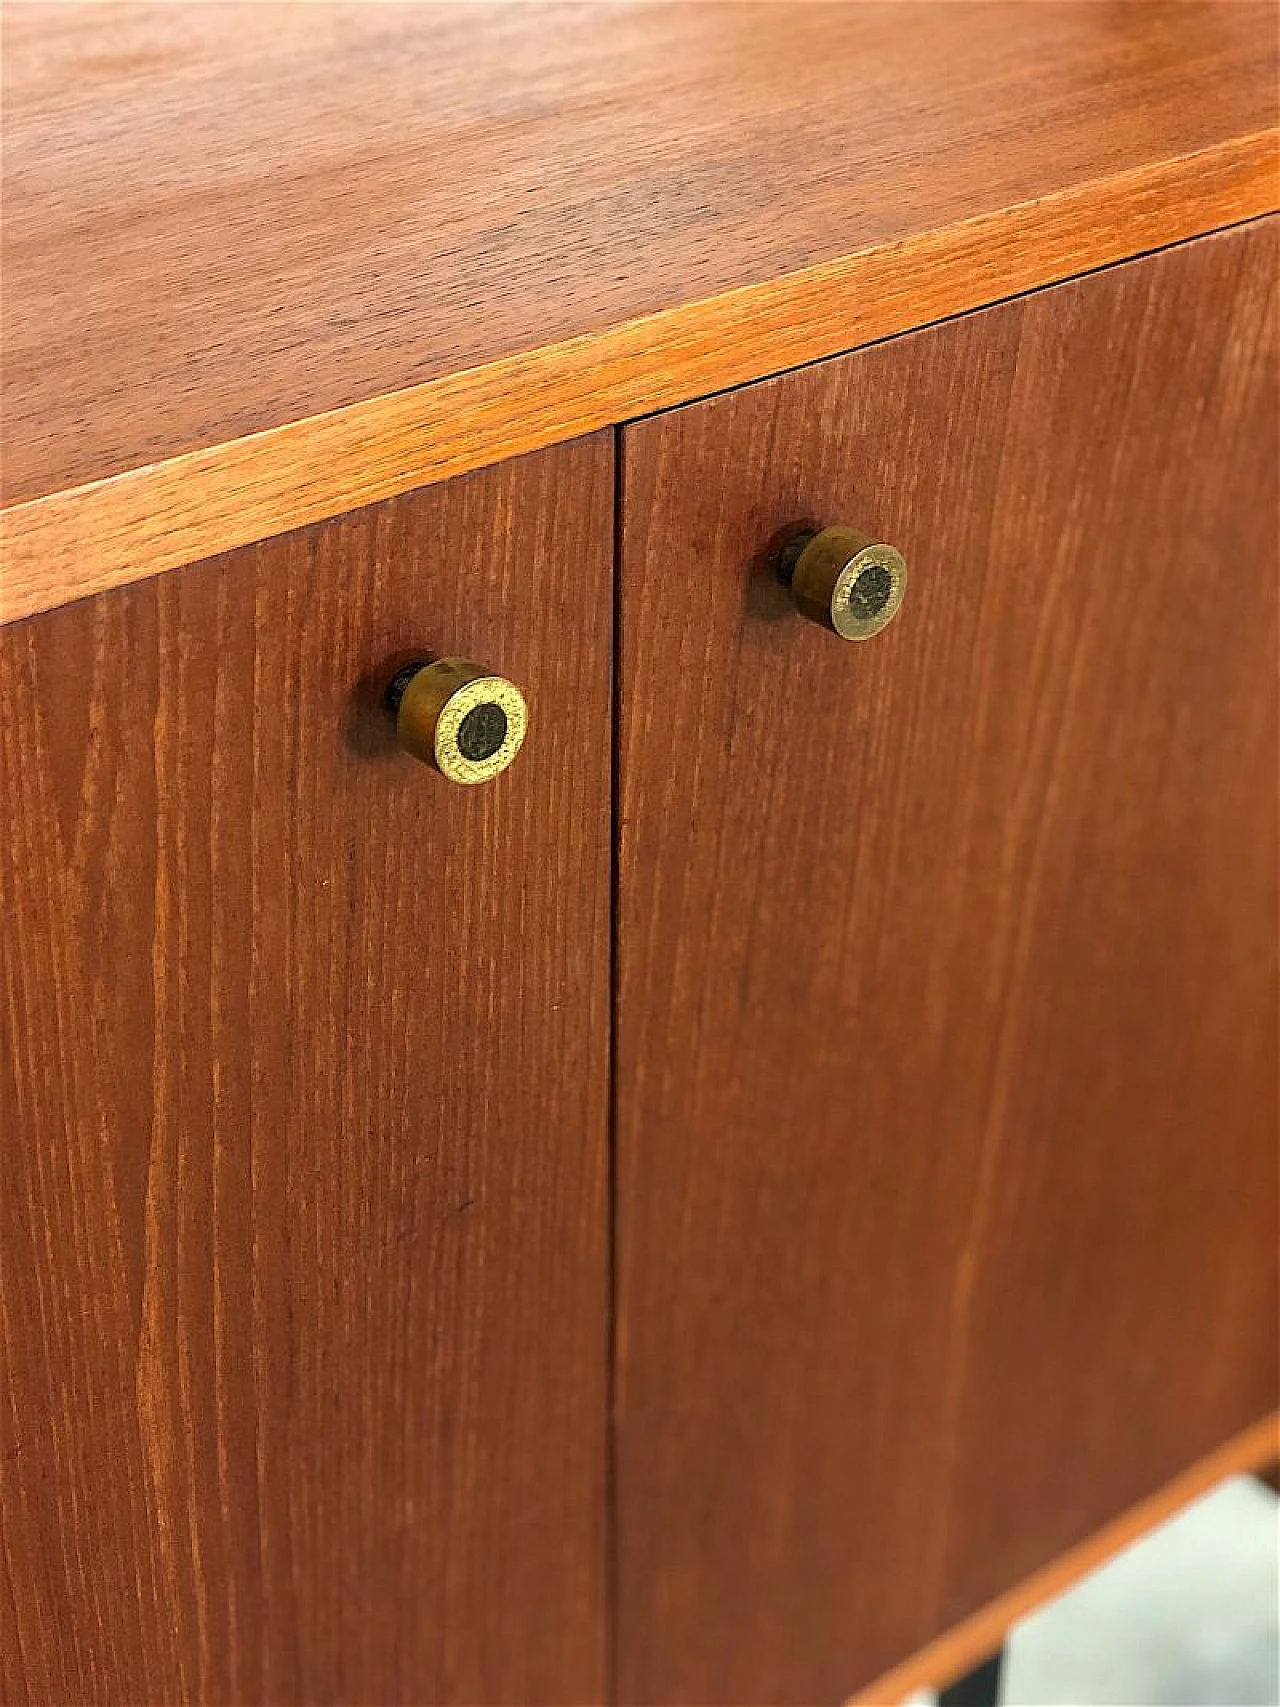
[457,701,508,762]
[847,561,894,620]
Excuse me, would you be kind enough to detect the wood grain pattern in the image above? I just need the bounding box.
[2,1,1277,621]
[614,220,1278,1705]
[0,436,613,1704]
[850,1412,1280,1706]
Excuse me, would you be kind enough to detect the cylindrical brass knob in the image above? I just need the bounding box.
[777,524,907,641]
[385,657,528,784]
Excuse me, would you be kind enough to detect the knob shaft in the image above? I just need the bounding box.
[386,658,528,784]
[779,525,907,641]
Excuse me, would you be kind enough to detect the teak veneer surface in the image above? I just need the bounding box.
[2,0,1277,619]
[0,437,614,1705]
[614,220,1278,1705]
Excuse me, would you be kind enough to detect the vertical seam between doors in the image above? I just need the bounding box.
[605,420,625,1707]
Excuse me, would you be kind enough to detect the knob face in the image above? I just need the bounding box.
[390,658,527,784]
[786,524,907,641]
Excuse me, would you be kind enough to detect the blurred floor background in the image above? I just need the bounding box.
[908,1475,1279,1707]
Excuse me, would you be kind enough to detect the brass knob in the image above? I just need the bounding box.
[385,657,528,784]
[777,525,907,640]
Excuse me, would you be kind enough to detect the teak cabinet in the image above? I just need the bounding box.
[3,222,1277,1707]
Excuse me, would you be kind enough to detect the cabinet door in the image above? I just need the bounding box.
[0,437,613,1704]
[615,222,1277,1704]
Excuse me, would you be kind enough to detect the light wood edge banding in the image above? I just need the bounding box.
[847,1410,1280,1706]
[2,130,1275,626]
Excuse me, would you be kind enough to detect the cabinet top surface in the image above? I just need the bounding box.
[2,0,1277,622]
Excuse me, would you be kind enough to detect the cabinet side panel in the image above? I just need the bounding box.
[615,223,1278,1704]
[0,435,614,1705]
